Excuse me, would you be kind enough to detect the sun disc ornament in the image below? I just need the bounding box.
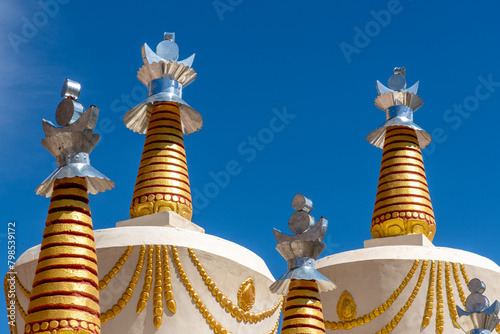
[237,278,256,311]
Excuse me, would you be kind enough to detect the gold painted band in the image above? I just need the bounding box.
[28,296,100,314]
[384,134,419,145]
[382,149,423,161]
[281,327,323,334]
[146,126,184,138]
[35,257,98,275]
[31,282,98,300]
[283,306,324,319]
[378,173,428,185]
[374,195,433,209]
[26,309,99,324]
[48,199,91,214]
[380,157,425,170]
[38,246,97,262]
[43,224,94,238]
[379,164,426,176]
[375,188,431,202]
[41,235,96,250]
[282,318,325,329]
[288,280,319,290]
[141,143,187,158]
[140,148,187,161]
[33,269,98,287]
[46,211,93,228]
[376,180,430,193]
[147,119,182,130]
[284,298,322,309]
[134,179,191,192]
[144,134,184,147]
[286,289,320,299]
[51,188,88,199]
[139,156,188,170]
[138,163,188,176]
[135,172,190,185]
[383,141,420,151]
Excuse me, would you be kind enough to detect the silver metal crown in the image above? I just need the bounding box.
[123,32,202,136]
[36,79,114,197]
[456,278,500,334]
[367,67,432,149]
[269,194,336,295]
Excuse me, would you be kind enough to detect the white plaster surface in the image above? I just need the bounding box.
[115,211,205,233]
[316,244,500,333]
[363,234,434,248]
[13,213,280,334]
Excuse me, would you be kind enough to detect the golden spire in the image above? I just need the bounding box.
[270,194,335,333]
[367,68,436,241]
[123,33,200,220]
[26,79,113,334]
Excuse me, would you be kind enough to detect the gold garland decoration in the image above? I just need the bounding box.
[100,245,146,324]
[460,264,470,284]
[13,273,30,299]
[98,246,134,291]
[375,260,428,334]
[452,262,467,309]
[172,245,232,334]
[162,245,177,314]
[421,260,435,327]
[4,272,19,334]
[137,245,154,313]
[187,248,284,324]
[172,246,283,334]
[325,259,420,330]
[153,245,163,329]
[436,261,444,334]
[444,262,458,326]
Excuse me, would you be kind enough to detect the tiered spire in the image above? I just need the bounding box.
[26,79,113,334]
[270,194,335,334]
[124,33,201,220]
[367,68,436,241]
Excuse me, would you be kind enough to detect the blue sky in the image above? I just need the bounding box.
[2,0,500,330]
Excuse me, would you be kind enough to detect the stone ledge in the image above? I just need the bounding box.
[115,211,205,233]
[363,234,434,248]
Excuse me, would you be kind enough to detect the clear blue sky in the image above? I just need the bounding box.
[2,0,500,331]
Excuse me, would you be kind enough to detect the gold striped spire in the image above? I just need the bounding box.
[130,102,193,219]
[26,79,112,334]
[368,68,436,241]
[26,177,101,334]
[124,34,201,221]
[281,280,326,334]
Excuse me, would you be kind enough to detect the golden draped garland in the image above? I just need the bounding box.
[375,260,428,334]
[98,246,134,291]
[100,245,146,324]
[325,260,420,330]
[325,260,473,333]
[172,246,282,334]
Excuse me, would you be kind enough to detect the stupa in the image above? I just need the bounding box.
[4,34,500,334]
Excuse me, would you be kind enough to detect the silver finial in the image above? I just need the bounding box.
[367,67,431,150]
[36,79,114,197]
[456,278,500,334]
[124,32,201,136]
[269,194,335,295]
